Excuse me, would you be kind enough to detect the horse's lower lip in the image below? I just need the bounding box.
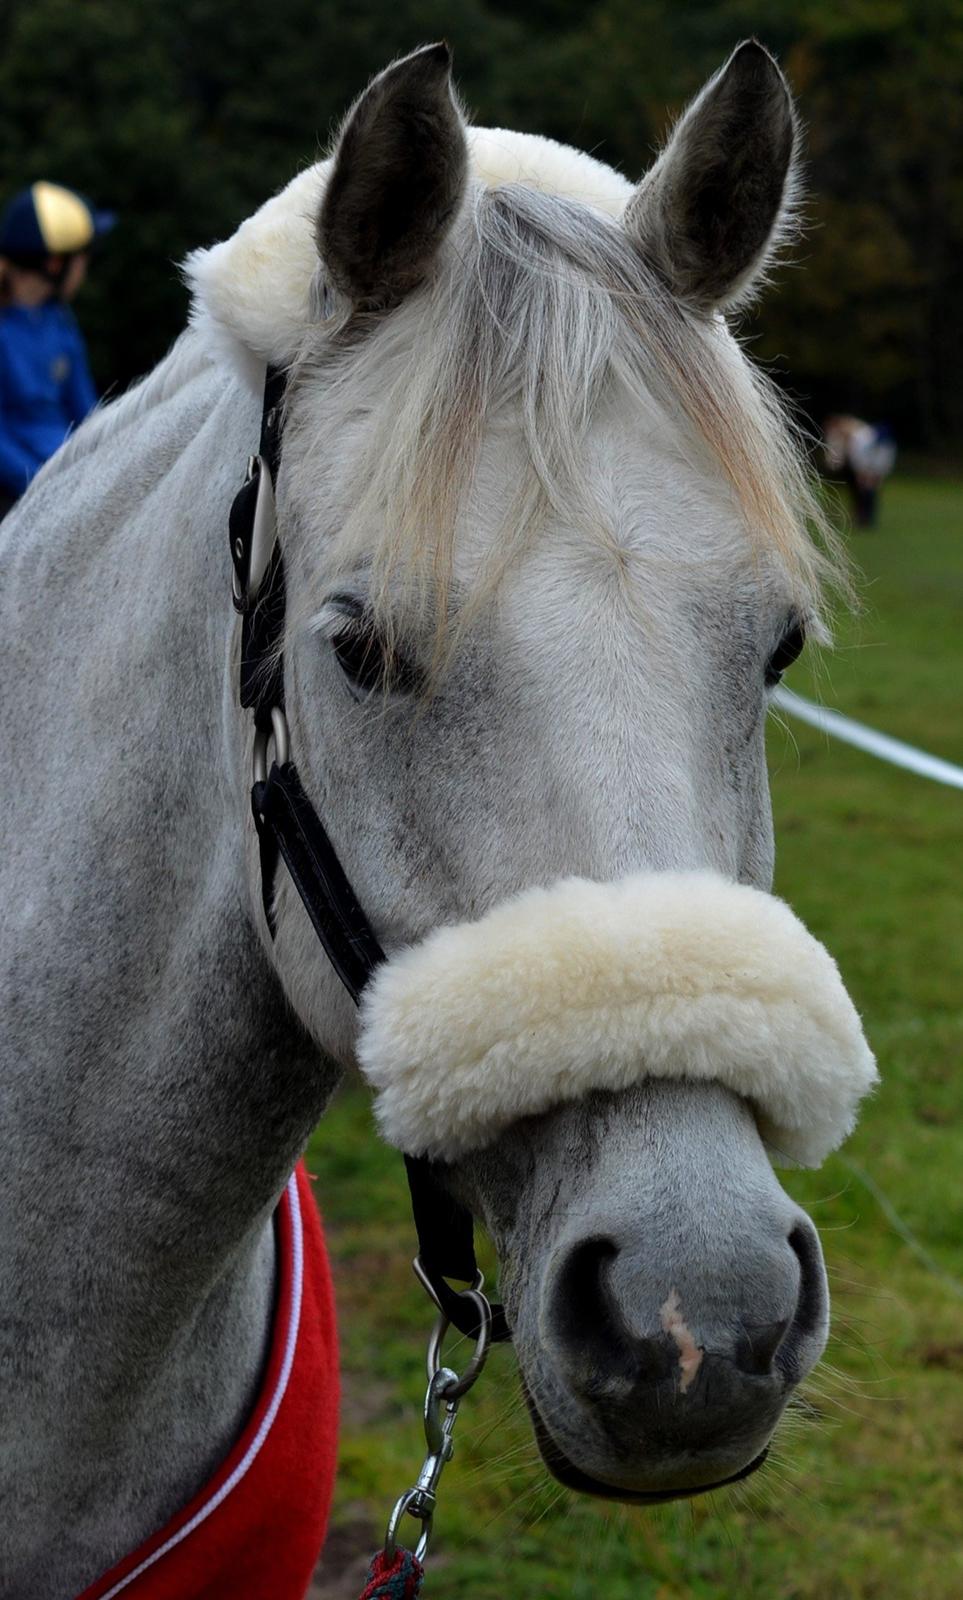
[520,1379,768,1505]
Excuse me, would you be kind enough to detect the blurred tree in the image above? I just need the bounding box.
[0,0,521,393]
[0,0,959,448]
[773,1,963,443]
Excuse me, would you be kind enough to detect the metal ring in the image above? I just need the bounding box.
[383,1487,433,1565]
[412,1256,484,1317]
[252,706,290,787]
[426,1289,492,1400]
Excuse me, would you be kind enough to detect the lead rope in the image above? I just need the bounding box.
[358,1280,493,1595]
[359,1550,424,1600]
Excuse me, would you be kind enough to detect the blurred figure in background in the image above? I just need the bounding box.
[0,182,115,516]
[823,413,897,529]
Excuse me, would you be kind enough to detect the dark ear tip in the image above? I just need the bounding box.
[732,38,776,62]
[374,42,454,104]
[729,38,785,83]
[409,40,453,74]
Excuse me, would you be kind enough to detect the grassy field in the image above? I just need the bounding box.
[307,475,963,1600]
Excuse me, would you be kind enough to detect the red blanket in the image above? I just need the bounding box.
[78,1163,339,1599]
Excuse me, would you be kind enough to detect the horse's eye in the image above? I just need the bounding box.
[765,616,806,687]
[331,616,420,697]
[332,621,390,695]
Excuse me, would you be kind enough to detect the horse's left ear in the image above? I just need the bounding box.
[318,43,468,309]
[624,40,797,311]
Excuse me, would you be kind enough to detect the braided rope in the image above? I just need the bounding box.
[359,1546,425,1600]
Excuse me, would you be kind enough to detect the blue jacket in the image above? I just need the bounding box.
[0,301,97,497]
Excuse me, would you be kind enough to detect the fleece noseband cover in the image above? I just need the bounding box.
[357,871,877,1167]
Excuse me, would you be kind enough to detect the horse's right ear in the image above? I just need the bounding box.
[318,43,468,309]
[624,41,797,311]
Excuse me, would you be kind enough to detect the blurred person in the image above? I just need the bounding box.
[0,182,115,515]
[823,413,897,529]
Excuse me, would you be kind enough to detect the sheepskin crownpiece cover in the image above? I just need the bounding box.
[183,128,634,381]
[357,871,878,1167]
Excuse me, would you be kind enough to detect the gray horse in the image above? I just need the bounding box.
[0,41,875,1597]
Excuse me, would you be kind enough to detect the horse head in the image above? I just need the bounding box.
[191,41,875,1502]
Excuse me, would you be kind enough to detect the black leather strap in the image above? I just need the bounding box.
[235,366,511,1345]
[229,364,288,725]
[229,363,285,611]
[252,761,507,1340]
[260,364,287,478]
[405,1155,512,1342]
[252,759,386,998]
[239,544,286,723]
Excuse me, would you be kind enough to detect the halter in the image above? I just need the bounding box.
[228,365,509,1349]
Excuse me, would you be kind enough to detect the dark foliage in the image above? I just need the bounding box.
[1,0,959,445]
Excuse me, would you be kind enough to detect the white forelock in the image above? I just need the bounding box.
[182,128,632,383]
[357,871,878,1166]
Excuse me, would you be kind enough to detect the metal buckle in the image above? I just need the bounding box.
[232,455,277,613]
[412,1255,484,1313]
[252,707,290,786]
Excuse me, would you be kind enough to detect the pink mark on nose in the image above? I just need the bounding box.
[659,1288,704,1394]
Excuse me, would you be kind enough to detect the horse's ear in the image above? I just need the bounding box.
[624,41,797,311]
[318,43,468,309]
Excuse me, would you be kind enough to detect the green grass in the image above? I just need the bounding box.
[308,475,963,1600]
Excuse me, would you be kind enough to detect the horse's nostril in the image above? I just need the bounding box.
[551,1236,621,1355]
[549,1237,673,1388]
[771,1219,829,1383]
[787,1221,826,1340]
[734,1221,827,1378]
[735,1317,790,1374]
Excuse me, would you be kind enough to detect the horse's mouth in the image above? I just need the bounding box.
[521,1379,768,1505]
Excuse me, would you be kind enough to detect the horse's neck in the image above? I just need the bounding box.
[0,341,340,1596]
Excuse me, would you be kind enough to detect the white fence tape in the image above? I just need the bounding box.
[772,687,963,792]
